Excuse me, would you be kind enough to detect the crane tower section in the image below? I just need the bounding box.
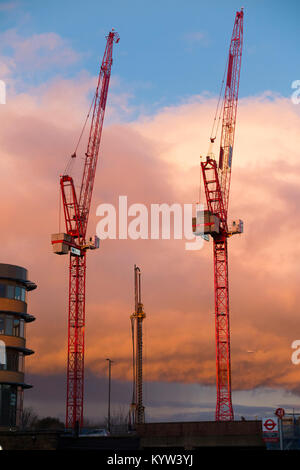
[129,265,146,427]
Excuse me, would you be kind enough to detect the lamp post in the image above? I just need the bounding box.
[106,358,113,433]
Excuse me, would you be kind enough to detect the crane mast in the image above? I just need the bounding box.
[197,9,243,421]
[51,30,119,430]
[129,265,146,427]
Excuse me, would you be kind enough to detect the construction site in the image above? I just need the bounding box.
[0,1,300,456]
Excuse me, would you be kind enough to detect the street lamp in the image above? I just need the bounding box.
[106,358,113,433]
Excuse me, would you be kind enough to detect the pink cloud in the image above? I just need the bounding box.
[1,80,300,396]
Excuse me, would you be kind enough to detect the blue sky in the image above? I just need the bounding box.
[1,0,300,115]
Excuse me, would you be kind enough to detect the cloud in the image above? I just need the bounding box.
[183,31,210,48]
[0,1,18,11]
[25,371,300,422]
[1,77,300,403]
[0,29,80,79]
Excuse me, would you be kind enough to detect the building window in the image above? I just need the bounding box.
[5,316,13,336]
[18,353,24,373]
[13,318,20,336]
[0,349,24,372]
[20,320,24,338]
[15,287,21,300]
[6,349,17,371]
[0,349,24,373]
[0,384,18,427]
[16,387,23,428]
[0,284,26,302]
[9,349,19,372]
[6,286,14,299]
[0,315,25,338]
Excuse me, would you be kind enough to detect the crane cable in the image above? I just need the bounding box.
[198,56,228,207]
[209,56,228,144]
[198,156,202,204]
[63,92,96,176]
[58,184,62,233]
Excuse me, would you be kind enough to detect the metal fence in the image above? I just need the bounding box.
[266,419,300,450]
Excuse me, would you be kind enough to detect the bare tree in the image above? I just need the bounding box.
[82,416,106,428]
[104,405,129,434]
[20,407,39,430]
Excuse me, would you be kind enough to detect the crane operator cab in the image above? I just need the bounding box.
[192,210,243,239]
[51,233,100,255]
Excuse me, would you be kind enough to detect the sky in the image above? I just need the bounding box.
[1,0,300,424]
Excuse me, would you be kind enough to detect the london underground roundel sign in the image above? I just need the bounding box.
[262,417,278,432]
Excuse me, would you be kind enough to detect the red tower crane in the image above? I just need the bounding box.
[194,9,243,421]
[51,30,119,429]
[129,265,146,427]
